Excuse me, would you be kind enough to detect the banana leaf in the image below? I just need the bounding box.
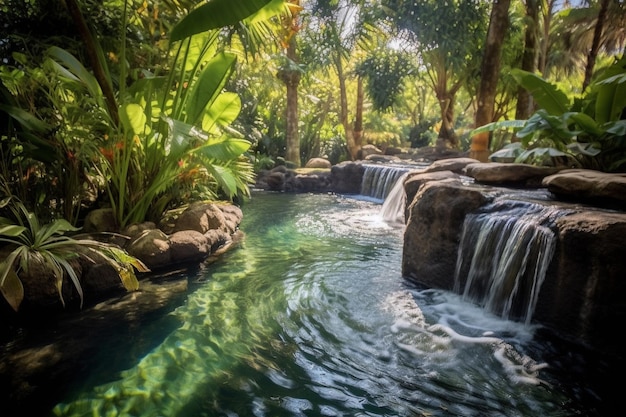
[170,0,275,42]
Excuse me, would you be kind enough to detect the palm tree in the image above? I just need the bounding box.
[304,0,382,160]
[383,0,490,149]
[555,0,625,90]
[277,1,304,167]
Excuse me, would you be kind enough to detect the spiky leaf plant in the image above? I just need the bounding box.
[0,197,149,312]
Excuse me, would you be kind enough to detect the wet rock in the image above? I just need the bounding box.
[330,161,365,194]
[173,202,227,234]
[305,157,332,169]
[403,179,489,289]
[126,229,171,270]
[423,157,480,174]
[402,174,626,348]
[82,208,117,233]
[169,230,210,264]
[464,162,561,186]
[543,169,626,207]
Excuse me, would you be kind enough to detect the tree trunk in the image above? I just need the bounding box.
[539,0,556,77]
[282,36,301,167]
[515,0,539,123]
[470,0,511,162]
[583,0,610,91]
[435,91,458,149]
[353,75,364,151]
[64,0,119,127]
[335,53,359,160]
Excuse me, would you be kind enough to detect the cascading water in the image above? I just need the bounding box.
[380,172,409,224]
[360,165,409,201]
[3,184,618,416]
[453,198,567,325]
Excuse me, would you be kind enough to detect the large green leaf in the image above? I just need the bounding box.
[206,164,239,197]
[202,92,241,134]
[595,74,626,124]
[186,52,237,125]
[46,46,102,99]
[470,119,526,136]
[516,112,550,140]
[197,136,251,161]
[511,69,570,116]
[163,116,205,159]
[0,224,27,238]
[605,120,626,136]
[37,219,80,244]
[245,0,288,23]
[568,112,603,137]
[121,103,148,136]
[170,0,275,42]
[0,103,53,133]
[0,262,23,312]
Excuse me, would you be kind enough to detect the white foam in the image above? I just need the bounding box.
[383,289,549,386]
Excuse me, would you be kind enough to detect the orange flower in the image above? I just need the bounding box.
[179,167,200,183]
[100,147,114,162]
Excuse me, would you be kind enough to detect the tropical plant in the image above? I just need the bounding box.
[0,194,148,312]
[0,51,105,225]
[0,0,287,229]
[472,56,626,172]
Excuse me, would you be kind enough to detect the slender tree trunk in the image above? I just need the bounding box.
[539,0,556,76]
[436,93,458,149]
[515,0,539,123]
[282,36,301,167]
[277,0,303,167]
[64,0,119,127]
[583,0,610,91]
[471,0,511,162]
[429,57,461,150]
[353,75,364,150]
[335,53,358,160]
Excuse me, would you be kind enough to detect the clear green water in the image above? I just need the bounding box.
[49,191,616,417]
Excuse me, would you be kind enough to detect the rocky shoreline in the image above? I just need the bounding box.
[257,155,626,352]
[2,152,626,415]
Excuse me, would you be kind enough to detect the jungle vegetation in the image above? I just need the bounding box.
[0,0,624,310]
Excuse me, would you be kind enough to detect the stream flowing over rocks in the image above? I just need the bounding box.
[2,151,625,415]
[257,155,626,354]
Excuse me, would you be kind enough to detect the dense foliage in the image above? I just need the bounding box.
[0,0,625,311]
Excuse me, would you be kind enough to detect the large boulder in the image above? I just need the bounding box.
[126,229,171,270]
[464,162,561,186]
[404,170,461,221]
[82,208,117,233]
[305,157,332,169]
[219,204,243,234]
[402,179,489,289]
[173,202,228,234]
[169,230,210,263]
[402,175,626,348]
[423,157,480,174]
[542,169,626,207]
[538,211,626,344]
[330,161,365,194]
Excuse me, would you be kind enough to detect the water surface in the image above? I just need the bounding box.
[23,192,620,416]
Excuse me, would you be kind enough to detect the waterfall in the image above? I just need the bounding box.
[380,172,408,224]
[360,165,409,201]
[453,199,566,325]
